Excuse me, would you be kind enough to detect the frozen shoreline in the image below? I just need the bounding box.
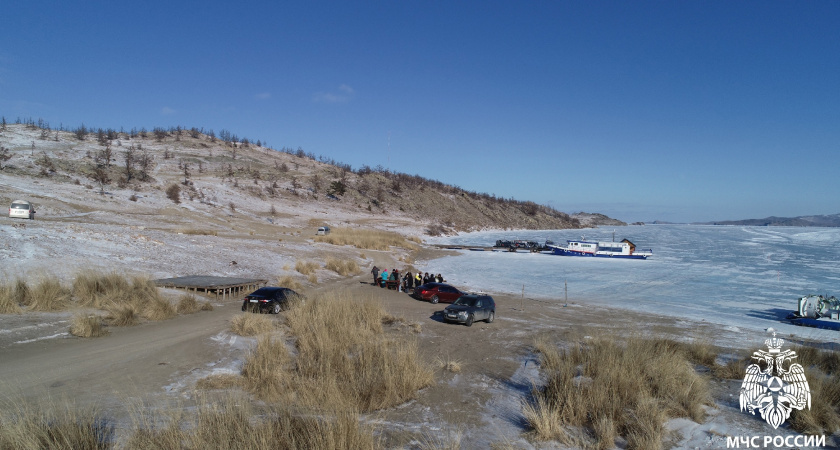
[416,225,840,346]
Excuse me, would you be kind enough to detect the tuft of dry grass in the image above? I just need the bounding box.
[143,297,176,321]
[295,260,319,275]
[195,373,243,390]
[324,257,361,276]
[788,345,840,434]
[0,283,23,314]
[127,395,376,450]
[0,400,111,449]
[307,273,318,284]
[241,335,293,400]
[230,313,275,336]
[276,275,304,291]
[25,276,72,311]
[200,301,214,311]
[260,290,434,412]
[69,313,110,338]
[176,293,201,314]
[105,302,140,326]
[525,334,711,450]
[314,227,419,251]
[435,355,462,373]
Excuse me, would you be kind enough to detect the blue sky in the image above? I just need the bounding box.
[2,1,838,223]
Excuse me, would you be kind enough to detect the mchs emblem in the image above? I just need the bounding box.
[739,329,811,429]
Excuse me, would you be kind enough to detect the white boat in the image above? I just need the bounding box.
[547,238,652,259]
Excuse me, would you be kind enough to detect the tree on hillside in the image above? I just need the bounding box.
[123,146,135,182]
[74,124,88,141]
[137,148,153,181]
[90,166,111,195]
[182,162,191,185]
[327,180,346,197]
[96,144,113,168]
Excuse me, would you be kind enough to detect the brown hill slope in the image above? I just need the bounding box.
[0,121,588,233]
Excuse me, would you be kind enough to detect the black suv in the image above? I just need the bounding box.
[242,287,299,314]
[443,294,495,326]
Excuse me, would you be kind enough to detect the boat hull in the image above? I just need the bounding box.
[550,247,650,259]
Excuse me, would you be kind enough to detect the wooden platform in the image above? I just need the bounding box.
[153,276,268,301]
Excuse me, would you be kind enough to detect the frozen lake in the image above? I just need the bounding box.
[418,224,840,340]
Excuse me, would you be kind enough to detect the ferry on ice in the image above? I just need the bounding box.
[547,239,653,259]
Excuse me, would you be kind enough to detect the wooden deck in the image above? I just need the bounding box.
[153,276,268,301]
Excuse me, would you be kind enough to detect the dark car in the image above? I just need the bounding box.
[443,294,495,326]
[241,287,300,314]
[413,282,465,304]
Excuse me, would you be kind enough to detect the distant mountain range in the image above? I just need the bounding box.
[699,214,840,227]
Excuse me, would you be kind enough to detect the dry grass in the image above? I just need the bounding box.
[0,283,23,314]
[176,293,203,314]
[195,373,243,390]
[241,290,434,412]
[105,302,140,326]
[295,260,319,275]
[230,313,276,336]
[69,313,110,338]
[435,355,462,373]
[25,276,72,311]
[788,345,840,434]
[0,400,111,449]
[127,395,376,450]
[143,297,176,321]
[324,257,361,276]
[525,334,711,450]
[276,274,304,291]
[314,227,419,251]
[307,273,318,284]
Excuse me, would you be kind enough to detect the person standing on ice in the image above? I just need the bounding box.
[380,269,388,287]
[371,266,379,286]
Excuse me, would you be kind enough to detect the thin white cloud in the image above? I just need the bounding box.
[255,92,271,100]
[161,106,176,115]
[313,84,355,103]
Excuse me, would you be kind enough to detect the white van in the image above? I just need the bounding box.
[316,226,331,236]
[9,200,35,220]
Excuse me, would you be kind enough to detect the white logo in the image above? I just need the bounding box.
[739,329,811,429]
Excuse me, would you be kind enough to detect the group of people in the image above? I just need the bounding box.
[370,266,446,292]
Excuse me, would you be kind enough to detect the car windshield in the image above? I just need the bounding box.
[11,203,30,209]
[453,297,477,307]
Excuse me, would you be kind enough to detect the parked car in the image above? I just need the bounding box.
[443,294,496,326]
[413,282,465,304]
[9,200,35,220]
[241,287,300,314]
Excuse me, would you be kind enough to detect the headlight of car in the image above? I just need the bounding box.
[458,311,468,317]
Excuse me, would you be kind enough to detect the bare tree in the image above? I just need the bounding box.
[96,144,113,167]
[183,162,191,185]
[123,146,135,182]
[90,167,111,195]
[137,149,153,181]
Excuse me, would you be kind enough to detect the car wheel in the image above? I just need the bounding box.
[465,314,474,327]
[272,302,281,314]
[430,295,439,304]
[487,311,495,323]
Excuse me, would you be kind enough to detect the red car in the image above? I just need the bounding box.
[412,283,465,304]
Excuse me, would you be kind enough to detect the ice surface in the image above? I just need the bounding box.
[418,225,840,341]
